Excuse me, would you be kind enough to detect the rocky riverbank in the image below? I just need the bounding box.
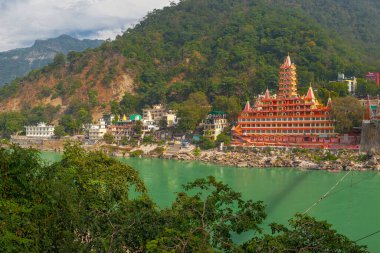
[89,143,380,171]
[159,147,380,171]
[5,139,379,171]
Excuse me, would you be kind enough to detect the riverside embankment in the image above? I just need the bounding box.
[4,140,380,171]
[123,144,380,171]
[163,148,380,171]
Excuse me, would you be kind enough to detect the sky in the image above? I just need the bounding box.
[0,0,177,52]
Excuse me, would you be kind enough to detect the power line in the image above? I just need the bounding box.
[303,171,351,214]
[355,230,380,242]
[301,170,380,244]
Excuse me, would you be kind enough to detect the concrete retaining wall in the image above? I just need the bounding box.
[360,121,380,152]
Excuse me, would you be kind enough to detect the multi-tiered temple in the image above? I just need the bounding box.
[233,55,339,147]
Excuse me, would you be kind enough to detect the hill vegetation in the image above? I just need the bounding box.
[0,0,379,136]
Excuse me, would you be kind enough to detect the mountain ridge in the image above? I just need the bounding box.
[0,35,104,86]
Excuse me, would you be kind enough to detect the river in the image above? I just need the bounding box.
[41,152,380,252]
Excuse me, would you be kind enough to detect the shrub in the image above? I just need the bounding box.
[130,150,144,157]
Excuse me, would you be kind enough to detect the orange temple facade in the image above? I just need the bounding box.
[233,55,339,148]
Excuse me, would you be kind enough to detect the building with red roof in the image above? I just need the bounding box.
[232,55,339,147]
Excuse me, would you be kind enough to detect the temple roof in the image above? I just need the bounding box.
[305,86,315,100]
[209,111,226,115]
[264,88,270,100]
[243,101,251,111]
[327,97,332,107]
[130,114,142,122]
[284,54,292,67]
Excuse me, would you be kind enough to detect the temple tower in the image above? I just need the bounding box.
[278,54,298,98]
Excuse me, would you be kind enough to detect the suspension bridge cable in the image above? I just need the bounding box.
[303,171,352,214]
[355,230,380,242]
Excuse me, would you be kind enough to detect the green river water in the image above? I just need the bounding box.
[41,152,380,252]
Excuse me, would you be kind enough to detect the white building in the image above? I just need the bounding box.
[337,73,357,94]
[202,111,229,140]
[25,123,55,138]
[143,119,160,132]
[143,104,167,123]
[165,110,178,127]
[85,119,107,142]
[143,105,178,127]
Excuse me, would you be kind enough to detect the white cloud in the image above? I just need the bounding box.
[0,0,177,51]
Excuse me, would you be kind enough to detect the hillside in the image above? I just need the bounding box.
[0,0,379,126]
[0,35,103,86]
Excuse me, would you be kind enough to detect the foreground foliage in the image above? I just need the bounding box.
[0,144,368,252]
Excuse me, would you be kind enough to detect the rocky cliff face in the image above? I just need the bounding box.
[0,50,136,120]
[0,35,103,86]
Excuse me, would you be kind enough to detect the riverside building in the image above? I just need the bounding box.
[202,111,228,140]
[84,118,107,143]
[233,55,338,147]
[143,104,178,127]
[25,122,55,138]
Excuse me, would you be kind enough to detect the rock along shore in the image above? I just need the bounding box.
[156,147,380,172]
[4,140,380,172]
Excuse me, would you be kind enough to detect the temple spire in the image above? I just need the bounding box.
[264,88,270,100]
[364,95,372,120]
[305,83,315,101]
[327,92,332,107]
[278,54,298,98]
[243,101,251,111]
[284,53,292,67]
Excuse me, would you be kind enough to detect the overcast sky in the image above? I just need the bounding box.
[0,0,177,52]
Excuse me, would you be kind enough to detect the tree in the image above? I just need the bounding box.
[325,82,349,97]
[53,53,66,66]
[198,136,216,150]
[176,92,210,132]
[219,77,249,99]
[213,96,242,122]
[88,90,98,107]
[243,214,367,253]
[0,112,25,138]
[331,96,364,133]
[60,100,92,135]
[60,115,80,135]
[356,78,380,97]
[133,120,143,135]
[119,93,141,115]
[103,132,115,144]
[158,118,168,129]
[54,125,66,138]
[215,132,231,146]
[317,87,338,104]
[147,176,267,252]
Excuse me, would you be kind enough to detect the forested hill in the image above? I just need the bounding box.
[267,0,380,61]
[0,0,379,120]
[0,35,103,86]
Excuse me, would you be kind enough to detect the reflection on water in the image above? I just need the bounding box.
[40,152,380,252]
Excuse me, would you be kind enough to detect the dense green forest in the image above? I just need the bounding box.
[110,0,379,106]
[0,0,379,136]
[0,144,368,252]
